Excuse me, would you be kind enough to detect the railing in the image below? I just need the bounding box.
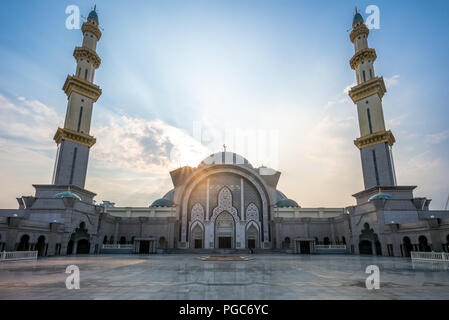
[315,245,347,249]
[411,251,449,262]
[102,244,133,249]
[0,251,38,262]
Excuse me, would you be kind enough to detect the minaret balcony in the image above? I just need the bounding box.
[348,76,386,104]
[354,130,395,149]
[73,46,101,69]
[62,75,102,102]
[350,48,376,70]
[53,127,96,148]
[81,22,102,40]
[350,24,369,43]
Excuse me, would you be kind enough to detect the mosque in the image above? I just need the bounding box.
[0,8,448,257]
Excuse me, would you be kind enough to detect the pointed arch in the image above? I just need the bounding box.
[246,203,259,222]
[190,220,204,249]
[191,203,204,222]
[210,187,239,224]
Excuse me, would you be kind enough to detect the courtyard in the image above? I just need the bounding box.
[0,254,448,300]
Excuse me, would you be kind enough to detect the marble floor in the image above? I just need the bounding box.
[0,254,448,300]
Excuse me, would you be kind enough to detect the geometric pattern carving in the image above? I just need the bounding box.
[350,47,377,70]
[350,24,369,43]
[191,203,204,222]
[81,22,102,40]
[210,187,239,224]
[354,129,395,149]
[348,76,386,104]
[246,203,259,222]
[73,46,101,69]
[53,127,96,148]
[63,75,102,102]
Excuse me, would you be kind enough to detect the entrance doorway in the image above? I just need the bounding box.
[218,237,232,248]
[36,236,46,256]
[215,212,235,249]
[139,241,150,254]
[77,239,90,254]
[246,225,259,249]
[359,240,373,255]
[299,241,311,254]
[194,239,203,248]
[191,224,204,249]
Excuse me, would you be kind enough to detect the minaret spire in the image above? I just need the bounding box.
[51,7,102,189]
[347,11,397,189]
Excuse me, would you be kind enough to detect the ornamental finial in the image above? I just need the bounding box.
[355,6,358,14]
[223,144,227,153]
[94,4,96,11]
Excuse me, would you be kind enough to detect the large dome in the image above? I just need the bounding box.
[199,152,253,168]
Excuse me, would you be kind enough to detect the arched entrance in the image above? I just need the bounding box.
[403,236,413,257]
[119,236,126,244]
[191,225,203,249]
[36,236,46,256]
[76,239,90,254]
[68,222,90,255]
[358,223,381,255]
[246,224,259,249]
[17,234,30,251]
[359,240,373,255]
[215,212,235,249]
[282,237,291,249]
[418,235,431,252]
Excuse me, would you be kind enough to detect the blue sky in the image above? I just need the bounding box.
[0,0,448,209]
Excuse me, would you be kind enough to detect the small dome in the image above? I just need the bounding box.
[151,198,175,207]
[88,10,99,23]
[276,199,300,208]
[353,12,363,25]
[369,193,393,201]
[54,191,81,200]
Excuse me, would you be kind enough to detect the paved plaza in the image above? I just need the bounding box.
[0,254,448,300]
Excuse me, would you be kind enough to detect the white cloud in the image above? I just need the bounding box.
[384,74,400,87]
[425,130,449,145]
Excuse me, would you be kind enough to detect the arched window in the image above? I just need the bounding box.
[324,237,330,245]
[77,67,81,77]
[84,69,88,80]
[362,70,366,82]
[77,107,83,132]
[342,236,346,245]
[367,108,373,134]
[369,68,373,79]
[119,236,126,244]
[418,236,431,252]
[103,236,108,244]
[17,234,30,251]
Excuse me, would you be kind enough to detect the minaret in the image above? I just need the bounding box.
[52,7,102,188]
[348,9,397,190]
